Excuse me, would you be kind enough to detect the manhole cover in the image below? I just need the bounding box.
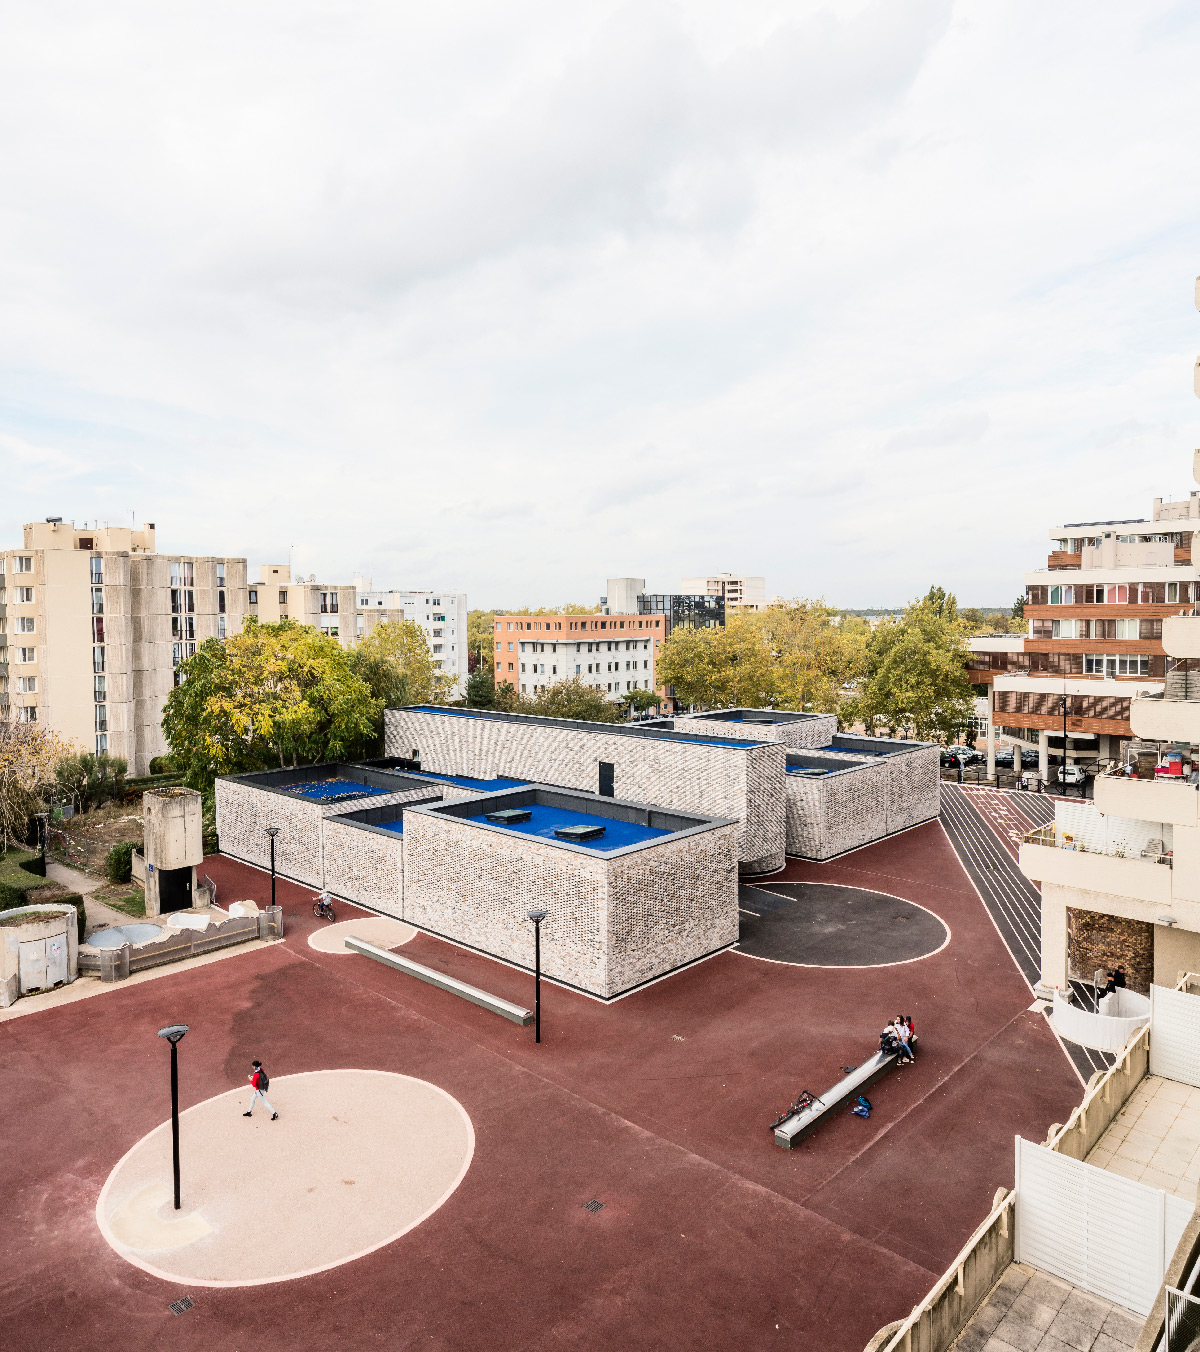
[168,1297,194,1316]
[582,1199,604,1214]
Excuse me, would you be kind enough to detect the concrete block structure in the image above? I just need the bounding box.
[669,708,839,750]
[782,738,941,860]
[142,786,204,916]
[215,764,444,890]
[321,803,417,918]
[385,704,786,875]
[402,787,738,999]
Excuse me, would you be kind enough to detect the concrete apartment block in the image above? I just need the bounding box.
[670,709,839,750]
[384,705,786,874]
[216,764,443,889]
[402,788,738,999]
[783,742,940,860]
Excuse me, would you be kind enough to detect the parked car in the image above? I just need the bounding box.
[1058,764,1089,786]
[993,747,1016,767]
[941,745,981,766]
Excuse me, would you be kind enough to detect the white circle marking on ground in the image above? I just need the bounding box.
[306,916,417,954]
[96,1069,473,1286]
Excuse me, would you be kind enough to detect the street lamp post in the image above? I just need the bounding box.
[156,1024,190,1210]
[528,909,547,1043]
[265,826,280,909]
[1060,691,1071,794]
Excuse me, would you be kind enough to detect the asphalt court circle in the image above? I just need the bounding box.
[736,882,949,967]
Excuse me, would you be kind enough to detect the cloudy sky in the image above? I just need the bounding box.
[2,1,1198,609]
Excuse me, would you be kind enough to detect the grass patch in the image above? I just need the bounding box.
[92,884,146,918]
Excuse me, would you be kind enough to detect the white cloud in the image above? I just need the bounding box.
[0,0,1197,607]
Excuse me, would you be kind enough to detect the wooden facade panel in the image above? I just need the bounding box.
[994,713,1131,736]
[1024,605,1191,619]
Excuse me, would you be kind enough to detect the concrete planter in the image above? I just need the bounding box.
[0,905,79,1007]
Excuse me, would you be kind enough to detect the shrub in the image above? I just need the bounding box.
[148,755,176,776]
[105,841,135,885]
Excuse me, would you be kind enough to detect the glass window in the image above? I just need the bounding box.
[95,733,107,753]
[1168,582,1179,603]
[17,616,35,633]
[218,589,226,614]
[17,706,37,723]
[15,557,31,573]
[279,590,287,604]
[94,704,107,732]
[90,556,103,584]
[218,615,227,639]
[217,563,226,587]
[93,646,105,673]
[92,617,104,643]
[248,588,258,604]
[94,675,105,701]
[91,587,103,615]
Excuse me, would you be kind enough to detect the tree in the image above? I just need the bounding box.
[656,615,776,709]
[1012,593,1025,620]
[467,609,498,673]
[351,620,455,710]
[0,720,71,851]
[624,688,663,716]
[759,601,868,717]
[846,587,976,742]
[162,619,379,790]
[525,678,622,722]
[54,751,128,813]
[465,665,497,709]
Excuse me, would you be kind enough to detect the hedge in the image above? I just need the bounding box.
[0,850,85,943]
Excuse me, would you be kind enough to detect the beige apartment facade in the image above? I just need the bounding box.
[1,520,247,774]
[679,573,766,613]
[248,565,357,648]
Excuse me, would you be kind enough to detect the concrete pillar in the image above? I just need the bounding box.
[986,687,996,780]
[1013,741,1022,777]
[1038,730,1050,783]
[1037,886,1070,999]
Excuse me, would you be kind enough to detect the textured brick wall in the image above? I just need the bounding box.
[675,712,838,750]
[1067,907,1154,993]
[783,746,940,860]
[322,818,405,916]
[402,807,738,999]
[215,777,435,889]
[386,709,785,873]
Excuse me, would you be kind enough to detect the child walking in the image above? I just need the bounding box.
[243,1060,278,1120]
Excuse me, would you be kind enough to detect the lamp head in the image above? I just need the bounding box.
[157,1024,190,1044]
[265,826,280,839]
[528,909,548,924]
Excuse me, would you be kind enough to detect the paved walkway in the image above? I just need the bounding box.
[952,1263,1141,1351]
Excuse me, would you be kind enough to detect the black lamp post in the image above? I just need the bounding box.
[1059,692,1071,794]
[265,826,280,909]
[528,909,547,1043]
[156,1024,189,1209]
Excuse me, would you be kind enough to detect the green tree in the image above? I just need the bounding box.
[759,601,868,717]
[846,587,976,742]
[54,751,128,812]
[161,619,379,790]
[624,688,663,716]
[351,620,454,711]
[465,665,497,709]
[525,678,622,722]
[1012,593,1025,621]
[656,614,776,709]
[493,680,521,712]
[467,609,498,673]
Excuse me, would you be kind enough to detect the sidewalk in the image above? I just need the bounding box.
[45,860,137,931]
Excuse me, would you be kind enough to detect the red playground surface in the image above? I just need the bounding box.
[1,819,1080,1352]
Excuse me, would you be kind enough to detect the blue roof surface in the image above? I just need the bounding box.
[465,804,671,852]
[414,771,529,791]
[287,778,390,801]
[374,819,405,835]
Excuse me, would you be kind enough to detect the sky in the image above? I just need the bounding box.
[2,1,1199,609]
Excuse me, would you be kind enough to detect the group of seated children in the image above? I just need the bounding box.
[879,1014,917,1065]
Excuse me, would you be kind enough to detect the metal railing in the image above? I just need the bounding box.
[1019,823,1173,865]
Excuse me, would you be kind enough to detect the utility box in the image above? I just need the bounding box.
[143,787,204,918]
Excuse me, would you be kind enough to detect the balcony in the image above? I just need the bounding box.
[1019,823,1173,904]
[1093,772,1199,827]
[1047,551,1082,570]
[1162,613,1200,659]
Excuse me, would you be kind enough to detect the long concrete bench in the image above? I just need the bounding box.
[773,1048,900,1148]
[345,936,535,1026]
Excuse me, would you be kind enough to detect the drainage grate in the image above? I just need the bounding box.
[582,1199,604,1214]
[168,1297,195,1316]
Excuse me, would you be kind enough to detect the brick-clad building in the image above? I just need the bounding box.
[971,496,1200,777]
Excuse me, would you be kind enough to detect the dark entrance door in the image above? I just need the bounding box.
[157,867,193,913]
[598,762,615,797]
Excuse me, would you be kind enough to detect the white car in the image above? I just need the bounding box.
[1058,765,1088,785]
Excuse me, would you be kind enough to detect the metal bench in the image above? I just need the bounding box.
[773,1048,901,1148]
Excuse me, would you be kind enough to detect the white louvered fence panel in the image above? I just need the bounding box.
[1015,1137,1189,1317]
[1150,985,1200,1087]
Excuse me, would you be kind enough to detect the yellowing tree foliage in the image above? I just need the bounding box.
[351,620,456,709]
[0,720,72,850]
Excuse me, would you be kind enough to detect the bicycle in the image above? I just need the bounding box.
[769,1089,822,1132]
[312,891,337,922]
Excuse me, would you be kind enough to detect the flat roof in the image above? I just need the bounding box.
[409,770,529,792]
[224,763,433,799]
[678,708,832,726]
[398,705,768,749]
[408,786,734,857]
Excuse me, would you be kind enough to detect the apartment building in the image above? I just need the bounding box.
[353,581,467,696]
[1,519,247,774]
[492,612,666,700]
[601,578,725,634]
[970,498,1200,777]
[679,573,767,613]
[248,565,357,648]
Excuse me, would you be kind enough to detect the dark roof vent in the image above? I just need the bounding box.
[555,823,606,842]
[485,809,532,825]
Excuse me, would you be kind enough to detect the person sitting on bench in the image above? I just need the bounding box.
[893,1015,916,1065]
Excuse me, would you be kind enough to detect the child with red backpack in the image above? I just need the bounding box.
[243,1060,278,1120]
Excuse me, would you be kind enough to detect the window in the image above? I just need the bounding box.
[95,733,107,753]
[1167,582,1180,603]
[218,615,227,639]
[94,675,105,701]
[17,649,35,663]
[17,616,34,633]
[249,588,258,604]
[170,561,194,587]
[217,564,226,587]
[92,617,104,643]
[433,613,446,622]
[16,587,33,603]
[1104,584,1129,604]
[91,587,104,615]
[93,646,105,673]
[432,628,443,637]
[521,663,526,673]
[433,644,443,653]
[90,556,103,584]
[507,662,513,671]
[1114,618,1138,640]
[1048,585,1075,605]
[320,591,338,614]
[218,589,226,614]
[14,557,31,572]
[17,677,36,694]
[507,642,513,652]
[171,615,195,641]
[18,706,37,723]
[576,665,581,674]
[95,705,107,732]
